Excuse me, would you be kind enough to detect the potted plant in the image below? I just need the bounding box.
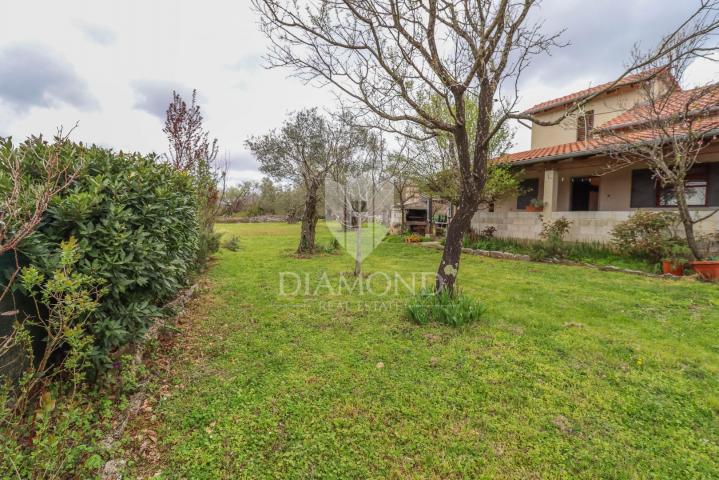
[661,243,690,276]
[525,198,544,212]
[689,234,719,281]
[690,256,719,281]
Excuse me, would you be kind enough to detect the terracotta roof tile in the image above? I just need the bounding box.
[597,84,719,131]
[522,67,671,115]
[495,114,719,166]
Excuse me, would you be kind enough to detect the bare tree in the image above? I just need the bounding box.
[1,132,80,303]
[164,90,219,173]
[163,89,226,263]
[601,63,719,259]
[252,0,719,294]
[246,108,363,253]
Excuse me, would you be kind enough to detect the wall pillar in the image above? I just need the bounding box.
[543,168,560,214]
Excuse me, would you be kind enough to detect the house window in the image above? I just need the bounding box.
[657,168,709,207]
[516,178,539,210]
[576,110,594,141]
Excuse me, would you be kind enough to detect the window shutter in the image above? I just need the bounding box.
[576,111,594,142]
[576,115,586,141]
[630,169,656,208]
[709,162,719,207]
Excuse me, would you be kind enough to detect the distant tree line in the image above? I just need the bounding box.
[222,177,309,221]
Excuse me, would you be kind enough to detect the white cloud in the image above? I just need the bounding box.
[75,21,117,46]
[0,44,100,112]
[0,0,335,182]
[131,79,196,119]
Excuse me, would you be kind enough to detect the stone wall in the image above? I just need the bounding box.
[472,210,719,243]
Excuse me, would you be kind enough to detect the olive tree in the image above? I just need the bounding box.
[246,108,363,253]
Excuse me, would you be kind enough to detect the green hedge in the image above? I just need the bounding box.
[17,138,200,368]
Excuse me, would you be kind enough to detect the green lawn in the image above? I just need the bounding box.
[127,222,719,479]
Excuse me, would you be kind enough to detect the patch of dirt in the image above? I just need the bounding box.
[117,278,215,479]
[552,415,575,436]
[423,333,448,346]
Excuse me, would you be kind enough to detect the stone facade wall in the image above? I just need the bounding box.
[472,210,719,243]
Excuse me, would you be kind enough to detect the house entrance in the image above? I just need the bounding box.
[570,176,600,211]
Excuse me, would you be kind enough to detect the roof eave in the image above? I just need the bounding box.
[503,127,719,167]
[505,148,601,167]
[520,72,670,117]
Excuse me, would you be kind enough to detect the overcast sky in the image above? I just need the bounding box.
[1,1,717,185]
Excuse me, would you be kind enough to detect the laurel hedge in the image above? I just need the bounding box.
[16,137,200,369]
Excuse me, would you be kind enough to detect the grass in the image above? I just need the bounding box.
[406,289,485,326]
[462,236,659,272]
[126,222,719,479]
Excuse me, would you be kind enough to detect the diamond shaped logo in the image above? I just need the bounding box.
[325,175,394,262]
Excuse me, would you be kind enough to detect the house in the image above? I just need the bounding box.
[472,68,719,242]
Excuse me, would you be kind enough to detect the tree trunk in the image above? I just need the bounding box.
[298,184,319,254]
[354,215,362,276]
[674,181,703,260]
[427,197,434,236]
[396,185,406,233]
[434,199,476,294]
[434,87,488,295]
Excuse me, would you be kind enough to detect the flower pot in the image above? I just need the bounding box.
[661,260,685,276]
[525,205,543,212]
[690,261,719,281]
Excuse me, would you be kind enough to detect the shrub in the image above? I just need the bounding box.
[458,232,658,272]
[317,238,341,254]
[463,226,497,247]
[530,216,572,260]
[1,239,105,479]
[463,228,482,247]
[539,215,572,241]
[404,233,422,243]
[479,225,497,239]
[610,211,679,261]
[221,235,241,252]
[17,137,199,369]
[199,230,222,263]
[406,289,485,327]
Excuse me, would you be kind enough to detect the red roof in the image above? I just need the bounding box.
[504,78,719,166]
[522,67,671,115]
[598,84,719,131]
[495,114,719,166]
[494,139,606,165]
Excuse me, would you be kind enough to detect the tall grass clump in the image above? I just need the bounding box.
[406,289,484,327]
